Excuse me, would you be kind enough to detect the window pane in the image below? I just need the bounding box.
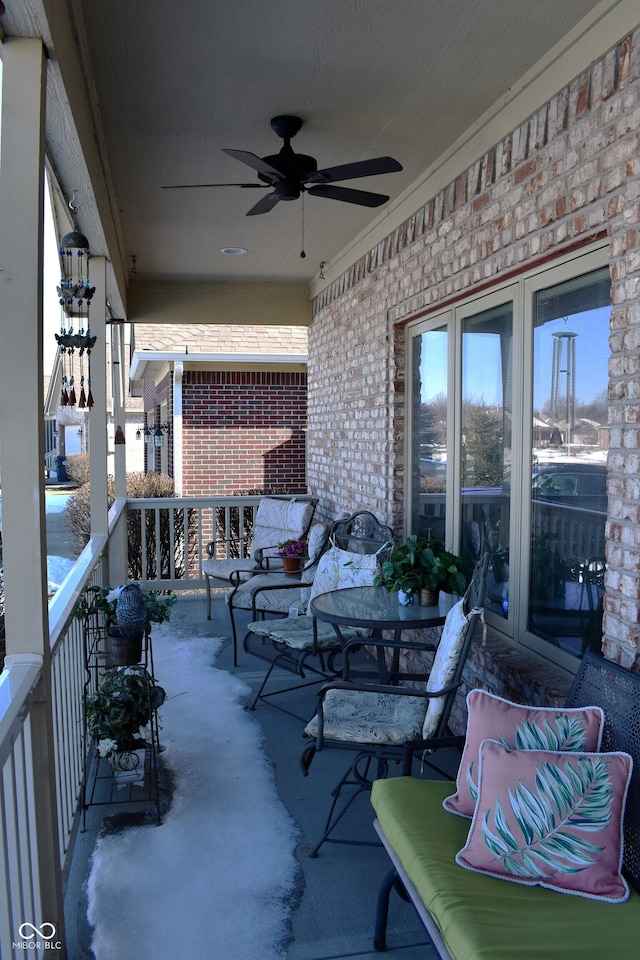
[411,326,448,542]
[529,267,610,657]
[461,304,513,619]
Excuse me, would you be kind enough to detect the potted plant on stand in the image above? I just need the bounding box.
[375,534,470,606]
[85,665,167,787]
[76,582,176,665]
[275,537,308,573]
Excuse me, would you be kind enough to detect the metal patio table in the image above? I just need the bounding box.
[310,585,456,682]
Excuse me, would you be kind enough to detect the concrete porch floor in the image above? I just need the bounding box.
[63,592,456,960]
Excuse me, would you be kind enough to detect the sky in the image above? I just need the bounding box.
[419,308,610,410]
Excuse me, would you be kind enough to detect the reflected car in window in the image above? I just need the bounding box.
[531,462,607,513]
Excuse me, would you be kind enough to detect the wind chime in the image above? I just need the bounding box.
[55,231,96,408]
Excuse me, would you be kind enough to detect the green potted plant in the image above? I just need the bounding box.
[375,534,470,605]
[85,665,166,786]
[275,537,309,572]
[76,582,176,665]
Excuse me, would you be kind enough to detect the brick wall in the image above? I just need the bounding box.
[309,29,640,692]
[182,370,307,495]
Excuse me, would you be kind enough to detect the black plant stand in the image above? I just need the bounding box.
[81,615,162,827]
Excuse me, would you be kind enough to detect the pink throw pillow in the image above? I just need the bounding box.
[443,689,604,818]
[456,739,632,902]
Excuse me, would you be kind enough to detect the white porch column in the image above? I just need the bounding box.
[88,258,109,538]
[0,37,65,954]
[110,320,127,499]
[173,360,184,495]
[109,320,129,584]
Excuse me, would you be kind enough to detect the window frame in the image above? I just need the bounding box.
[405,241,609,671]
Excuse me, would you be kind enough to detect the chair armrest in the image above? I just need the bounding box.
[341,633,438,682]
[311,678,461,750]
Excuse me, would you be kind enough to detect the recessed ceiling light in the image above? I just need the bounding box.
[221,247,248,256]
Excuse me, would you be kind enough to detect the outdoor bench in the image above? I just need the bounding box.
[371,650,640,959]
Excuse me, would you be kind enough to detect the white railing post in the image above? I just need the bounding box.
[0,36,66,956]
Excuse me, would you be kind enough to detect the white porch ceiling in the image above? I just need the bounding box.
[1,0,629,315]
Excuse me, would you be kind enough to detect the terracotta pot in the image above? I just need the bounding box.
[281,556,302,572]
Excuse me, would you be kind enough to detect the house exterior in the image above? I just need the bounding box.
[130,323,308,495]
[0,7,638,694]
[0,6,640,953]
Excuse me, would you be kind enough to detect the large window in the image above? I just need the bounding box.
[408,247,610,668]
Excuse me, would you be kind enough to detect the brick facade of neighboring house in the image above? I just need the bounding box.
[133,323,308,496]
[307,30,640,717]
[181,369,307,495]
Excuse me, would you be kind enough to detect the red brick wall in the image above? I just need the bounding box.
[182,370,307,495]
[308,29,640,677]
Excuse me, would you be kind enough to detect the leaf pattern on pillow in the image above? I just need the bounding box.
[481,756,612,878]
[510,713,590,752]
[466,712,591,804]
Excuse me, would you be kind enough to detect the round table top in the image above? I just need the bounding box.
[309,585,455,630]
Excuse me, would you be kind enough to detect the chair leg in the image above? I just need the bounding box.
[205,574,212,620]
[309,752,388,858]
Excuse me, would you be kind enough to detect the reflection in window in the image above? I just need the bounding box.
[529,267,610,656]
[461,305,513,619]
[411,326,448,542]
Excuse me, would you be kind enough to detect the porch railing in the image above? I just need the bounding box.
[0,493,312,958]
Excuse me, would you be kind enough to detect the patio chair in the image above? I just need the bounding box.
[225,520,331,666]
[202,496,316,620]
[243,511,394,713]
[300,552,488,857]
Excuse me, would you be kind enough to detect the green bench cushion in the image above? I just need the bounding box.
[371,776,640,960]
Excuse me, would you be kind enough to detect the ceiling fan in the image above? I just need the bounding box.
[162,115,402,216]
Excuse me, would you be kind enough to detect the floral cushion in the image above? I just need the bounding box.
[203,498,315,583]
[249,497,315,560]
[422,599,470,739]
[443,690,605,818]
[202,556,260,581]
[247,614,355,650]
[230,523,329,613]
[306,545,381,610]
[230,572,312,614]
[246,544,379,650]
[456,739,632,903]
[304,688,426,744]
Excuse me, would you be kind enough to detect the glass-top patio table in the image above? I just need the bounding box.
[310,586,457,681]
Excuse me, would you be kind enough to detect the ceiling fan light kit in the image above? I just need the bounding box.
[164,115,402,216]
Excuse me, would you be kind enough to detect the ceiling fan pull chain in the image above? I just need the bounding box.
[300,194,306,259]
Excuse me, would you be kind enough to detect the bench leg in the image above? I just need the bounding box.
[374,867,399,951]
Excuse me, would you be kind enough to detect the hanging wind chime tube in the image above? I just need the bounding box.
[55,231,96,409]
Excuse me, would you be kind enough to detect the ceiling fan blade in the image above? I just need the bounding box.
[222,148,284,180]
[162,182,268,190]
[308,156,402,184]
[307,184,390,207]
[246,192,281,216]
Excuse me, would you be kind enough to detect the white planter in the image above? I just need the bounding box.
[397,589,415,606]
[110,748,147,789]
